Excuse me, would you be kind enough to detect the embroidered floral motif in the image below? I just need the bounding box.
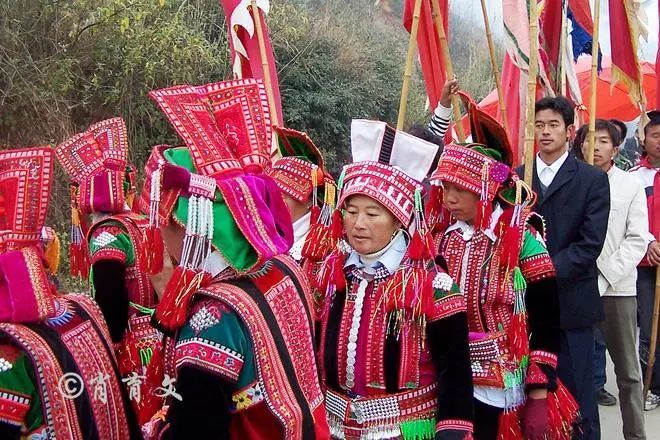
[92,231,118,248]
[189,305,222,335]
[432,272,454,293]
[0,357,12,372]
[232,381,265,411]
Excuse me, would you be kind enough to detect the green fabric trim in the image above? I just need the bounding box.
[472,145,503,162]
[163,148,258,271]
[177,302,256,387]
[277,136,318,165]
[88,222,135,265]
[519,230,548,260]
[400,418,435,440]
[0,352,43,432]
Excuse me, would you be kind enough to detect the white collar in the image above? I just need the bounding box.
[445,203,504,242]
[536,150,569,175]
[206,251,230,277]
[292,211,311,245]
[289,212,311,262]
[344,230,407,275]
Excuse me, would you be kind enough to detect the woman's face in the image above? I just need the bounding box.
[442,181,480,223]
[343,195,401,255]
[160,220,186,264]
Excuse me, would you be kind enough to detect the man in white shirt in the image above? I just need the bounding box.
[581,120,649,440]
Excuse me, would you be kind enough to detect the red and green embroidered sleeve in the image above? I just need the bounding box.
[519,229,561,391]
[0,344,44,437]
[519,229,556,282]
[88,221,135,266]
[427,270,466,323]
[175,298,256,392]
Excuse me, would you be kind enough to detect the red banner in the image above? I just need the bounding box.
[656,0,660,110]
[539,0,564,90]
[609,0,644,104]
[403,0,448,109]
[568,0,593,35]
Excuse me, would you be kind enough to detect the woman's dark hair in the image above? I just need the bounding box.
[535,96,575,128]
[609,119,627,143]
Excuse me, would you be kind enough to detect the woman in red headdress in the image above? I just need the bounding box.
[316,119,474,440]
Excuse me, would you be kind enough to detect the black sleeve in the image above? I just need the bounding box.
[526,278,560,355]
[427,312,474,424]
[525,277,561,392]
[164,366,233,439]
[551,171,610,284]
[91,260,129,343]
[0,423,20,440]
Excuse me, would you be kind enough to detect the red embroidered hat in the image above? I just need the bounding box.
[269,126,334,203]
[0,147,58,323]
[141,79,293,331]
[338,119,440,226]
[431,92,514,200]
[55,117,131,215]
[0,147,54,251]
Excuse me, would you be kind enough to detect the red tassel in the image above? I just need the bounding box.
[546,380,580,439]
[507,311,529,362]
[500,224,521,270]
[476,199,493,230]
[332,254,346,292]
[154,267,202,332]
[330,209,343,240]
[497,408,523,440]
[425,185,443,227]
[408,230,425,261]
[144,226,164,275]
[309,205,321,225]
[139,342,166,425]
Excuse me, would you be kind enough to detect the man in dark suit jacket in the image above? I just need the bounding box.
[516,96,610,440]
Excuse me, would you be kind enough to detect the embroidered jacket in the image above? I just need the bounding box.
[439,208,559,414]
[160,255,329,440]
[0,293,140,439]
[318,238,474,440]
[87,212,163,423]
[439,211,560,404]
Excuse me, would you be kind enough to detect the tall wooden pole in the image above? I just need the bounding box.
[479,0,509,142]
[430,0,465,142]
[397,0,424,130]
[586,0,601,165]
[644,268,660,399]
[559,0,568,96]
[250,0,280,128]
[523,0,540,186]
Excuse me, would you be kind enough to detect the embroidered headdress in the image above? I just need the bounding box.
[338,119,440,227]
[0,147,58,323]
[55,117,136,278]
[316,121,443,339]
[138,78,293,332]
[431,93,535,233]
[269,127,338,263]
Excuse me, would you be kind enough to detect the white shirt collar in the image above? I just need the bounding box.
[344,230,407,275]
[536,150,569,186]
[292,211,311,245]
[206,250,230,277]
[445,203,504,242]
[289,211,311,262]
